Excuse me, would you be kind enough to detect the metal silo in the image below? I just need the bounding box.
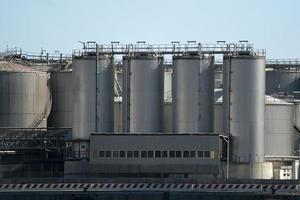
[0,61,51,128]
[264,96,295,157]
[172,55,214,133]
[223,55,266,164]
[266,70,300,96]
[48,70,72,127]
[122,55,164,133]
[72,55,114,140]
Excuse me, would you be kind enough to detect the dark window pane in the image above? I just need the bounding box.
[155,151,161,158]
[134,151,139,158]
[204,151,210,158]
[190,151,196,158]
[120,151,126,158]
[127,151,133,158]
[113,151,119,158]
[169,151,175,158]
[176,151,182,158]
[198,151,204,158]
[105,151,111,158]
[99,151,105,158]
[162,151,168,158]
[148,151,154,158]
[141,151,147,158]
[183,151,190,158]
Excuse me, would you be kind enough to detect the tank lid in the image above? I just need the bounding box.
[0,61,44,73]
[265,95,292,105]
[214,89,292,105]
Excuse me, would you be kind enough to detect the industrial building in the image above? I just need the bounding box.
[0,42,300,198]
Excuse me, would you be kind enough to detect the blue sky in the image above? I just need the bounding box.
[0,0,299,58]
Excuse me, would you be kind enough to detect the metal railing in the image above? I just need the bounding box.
[3,48,72,63]
[73,42,265,56]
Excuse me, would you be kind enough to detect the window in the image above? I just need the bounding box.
[127,151,133,158]
[99,151,105,158]
[169,151,175,158]
[105,151,111,158]
[198,151,204,158]
[141,151,147,158]
[190,151,196,158]
[113,151,119,158]
[183,151,190,158]
[176,151,182,158]
[204,151,210,158]
[134,151,139,158]
[120,151,126,158]
[162,151,168,158]
[147,151,154,158]
[155,151,161,158]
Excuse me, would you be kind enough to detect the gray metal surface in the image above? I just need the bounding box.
[215,90,296,158]
[172,55,214,133]
[223,56,265,163]
[72,56,114,140]
[48,71,72,127]
[122,55,164,133]
[265,104,295,157]
[266,70,300,96]
[0,62,50,128]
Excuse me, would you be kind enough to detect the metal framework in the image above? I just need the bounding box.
[73,41,265,56]
[2,48,72,63]
[0,128,69,151]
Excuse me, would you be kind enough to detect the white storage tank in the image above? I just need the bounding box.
[0,61,51,128]
[122,55,164,133]
[172,55,214,133]
[223,55,266,165]
[214,91,295,157]
[264,96,295,157]
[48,70,72,127]
[72,55,114,140]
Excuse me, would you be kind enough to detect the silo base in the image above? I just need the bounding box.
[225,162,273,179]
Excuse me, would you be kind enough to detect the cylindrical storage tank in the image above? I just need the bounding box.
[215,90,296,157]
[0,61,51,128]
[266,70,300,96]
[265,96,295,157]
[48,70,72,127]
[72,55,114,140]
[172,55,214,133]
[223,55,265,163]
[122,55,164,133]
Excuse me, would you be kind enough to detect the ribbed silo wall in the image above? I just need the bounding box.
[223,56,266,163]
[72,56,114,140]
[0,67,50,128]
[122,55,164,133]
[172,55,214,133]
